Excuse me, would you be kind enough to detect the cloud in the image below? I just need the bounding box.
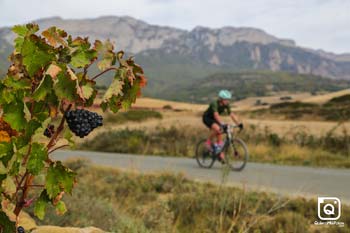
[0,0,349,53]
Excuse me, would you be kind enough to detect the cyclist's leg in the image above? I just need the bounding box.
[211,123,225,160]
[210,123,221,143]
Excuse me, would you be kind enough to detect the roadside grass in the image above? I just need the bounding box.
[79,124,350,168]
[27,159,350,233]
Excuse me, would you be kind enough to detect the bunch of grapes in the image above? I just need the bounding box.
[43,124,55,138]
[65,109,103,138]
[17,226,25,233]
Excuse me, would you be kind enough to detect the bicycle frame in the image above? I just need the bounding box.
[220,125,239,154]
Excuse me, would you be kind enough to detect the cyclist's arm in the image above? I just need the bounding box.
[230,112,241,125]
[213,112,224,125]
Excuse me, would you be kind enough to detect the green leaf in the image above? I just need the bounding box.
[70,37,97,68]
[24,102,31,121]
[0,162,6,174]
[34,190,50,220]
[45,161,76,199]
[12,23,39,36]
[0,211,16,233]
[82,82,94,99]
[25,119,42,140]
[3,75,31,90]
[12,24,39,53]
[22,35,55,76]
[63,127,75,148]
[95,40,116,71]
[3,100,26,131]
[31,101,50,122]
[54,71,77,101]
[103,71,124,101]
[121,79,141,110]
[27,143,47,175]
[33,75,53,101]
[55,201,67,215]
[0,142,13,160]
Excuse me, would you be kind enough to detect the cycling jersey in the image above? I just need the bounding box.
[202,100,231,128]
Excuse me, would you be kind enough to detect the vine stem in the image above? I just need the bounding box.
[46,104,72,150]
[91,67,118,80]
[48,144,69,154]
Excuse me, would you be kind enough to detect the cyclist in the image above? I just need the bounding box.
[202,90,243,162]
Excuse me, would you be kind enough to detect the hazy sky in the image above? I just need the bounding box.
[1,0,349,53]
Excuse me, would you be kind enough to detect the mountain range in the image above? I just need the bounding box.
[0,16,350,100]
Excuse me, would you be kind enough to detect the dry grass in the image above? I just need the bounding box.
[303,88,350,104]
[31,226,105,233]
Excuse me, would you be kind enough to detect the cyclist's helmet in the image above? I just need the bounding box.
[218,90,232,100]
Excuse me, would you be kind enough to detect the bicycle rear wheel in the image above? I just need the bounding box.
[224,138,248,171]
[195,139,216,168]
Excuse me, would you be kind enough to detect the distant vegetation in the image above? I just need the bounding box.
[105,109,162,124]
[79,124,350,168]
[28,159,350,233]
[249,94,350,121]
[171,71,350,103]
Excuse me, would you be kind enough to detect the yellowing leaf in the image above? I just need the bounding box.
[46,64,62,79]
[42,27,68,47]
[82,83,94,99]
[2,176,16,195]
[67,66,78,81]
[103,78,124,101]
[0,131,10,143]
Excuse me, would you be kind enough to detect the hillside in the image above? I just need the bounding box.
[1,16,350,101]
[164,71,350,103]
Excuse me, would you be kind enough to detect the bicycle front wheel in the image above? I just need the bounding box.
[224,138,249,171]
[195,139,216,168]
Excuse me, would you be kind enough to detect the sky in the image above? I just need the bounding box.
[0,0,349,54]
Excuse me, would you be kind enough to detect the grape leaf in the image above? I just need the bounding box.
[42,27,68,47]
[102,69,125,101]
[95,40,116,71]
[46,64,62,79]
[0,211,16,233]
[33,75,53,101]
[0,162,6,174]
[34,190,50,220]
[3,75,31,90]
[70,37,97,68]
[12,24,39,53]
[63,127,75,148]
[3,100,26,131]
[22,35,55,77]
[82,82,94,99]
[121,79,141,109]
[45,162,76,199]
[55,201,67,215]
[2,176,16,195]
[54,72,77,101]
[27,143,47,175]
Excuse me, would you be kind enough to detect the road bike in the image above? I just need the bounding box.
[195,125,248,171]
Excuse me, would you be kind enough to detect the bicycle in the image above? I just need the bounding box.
[195,124,249,171]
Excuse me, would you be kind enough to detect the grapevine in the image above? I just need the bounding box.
[0,23,147,232]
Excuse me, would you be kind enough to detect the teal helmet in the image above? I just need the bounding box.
[218,90,232,100]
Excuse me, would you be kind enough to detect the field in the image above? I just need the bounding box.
[22,159,350,233]
[73,92,350,168]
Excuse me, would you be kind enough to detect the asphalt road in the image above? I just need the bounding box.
[52,150,350,204]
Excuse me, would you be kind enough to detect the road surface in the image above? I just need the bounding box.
[52,150,350,204]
